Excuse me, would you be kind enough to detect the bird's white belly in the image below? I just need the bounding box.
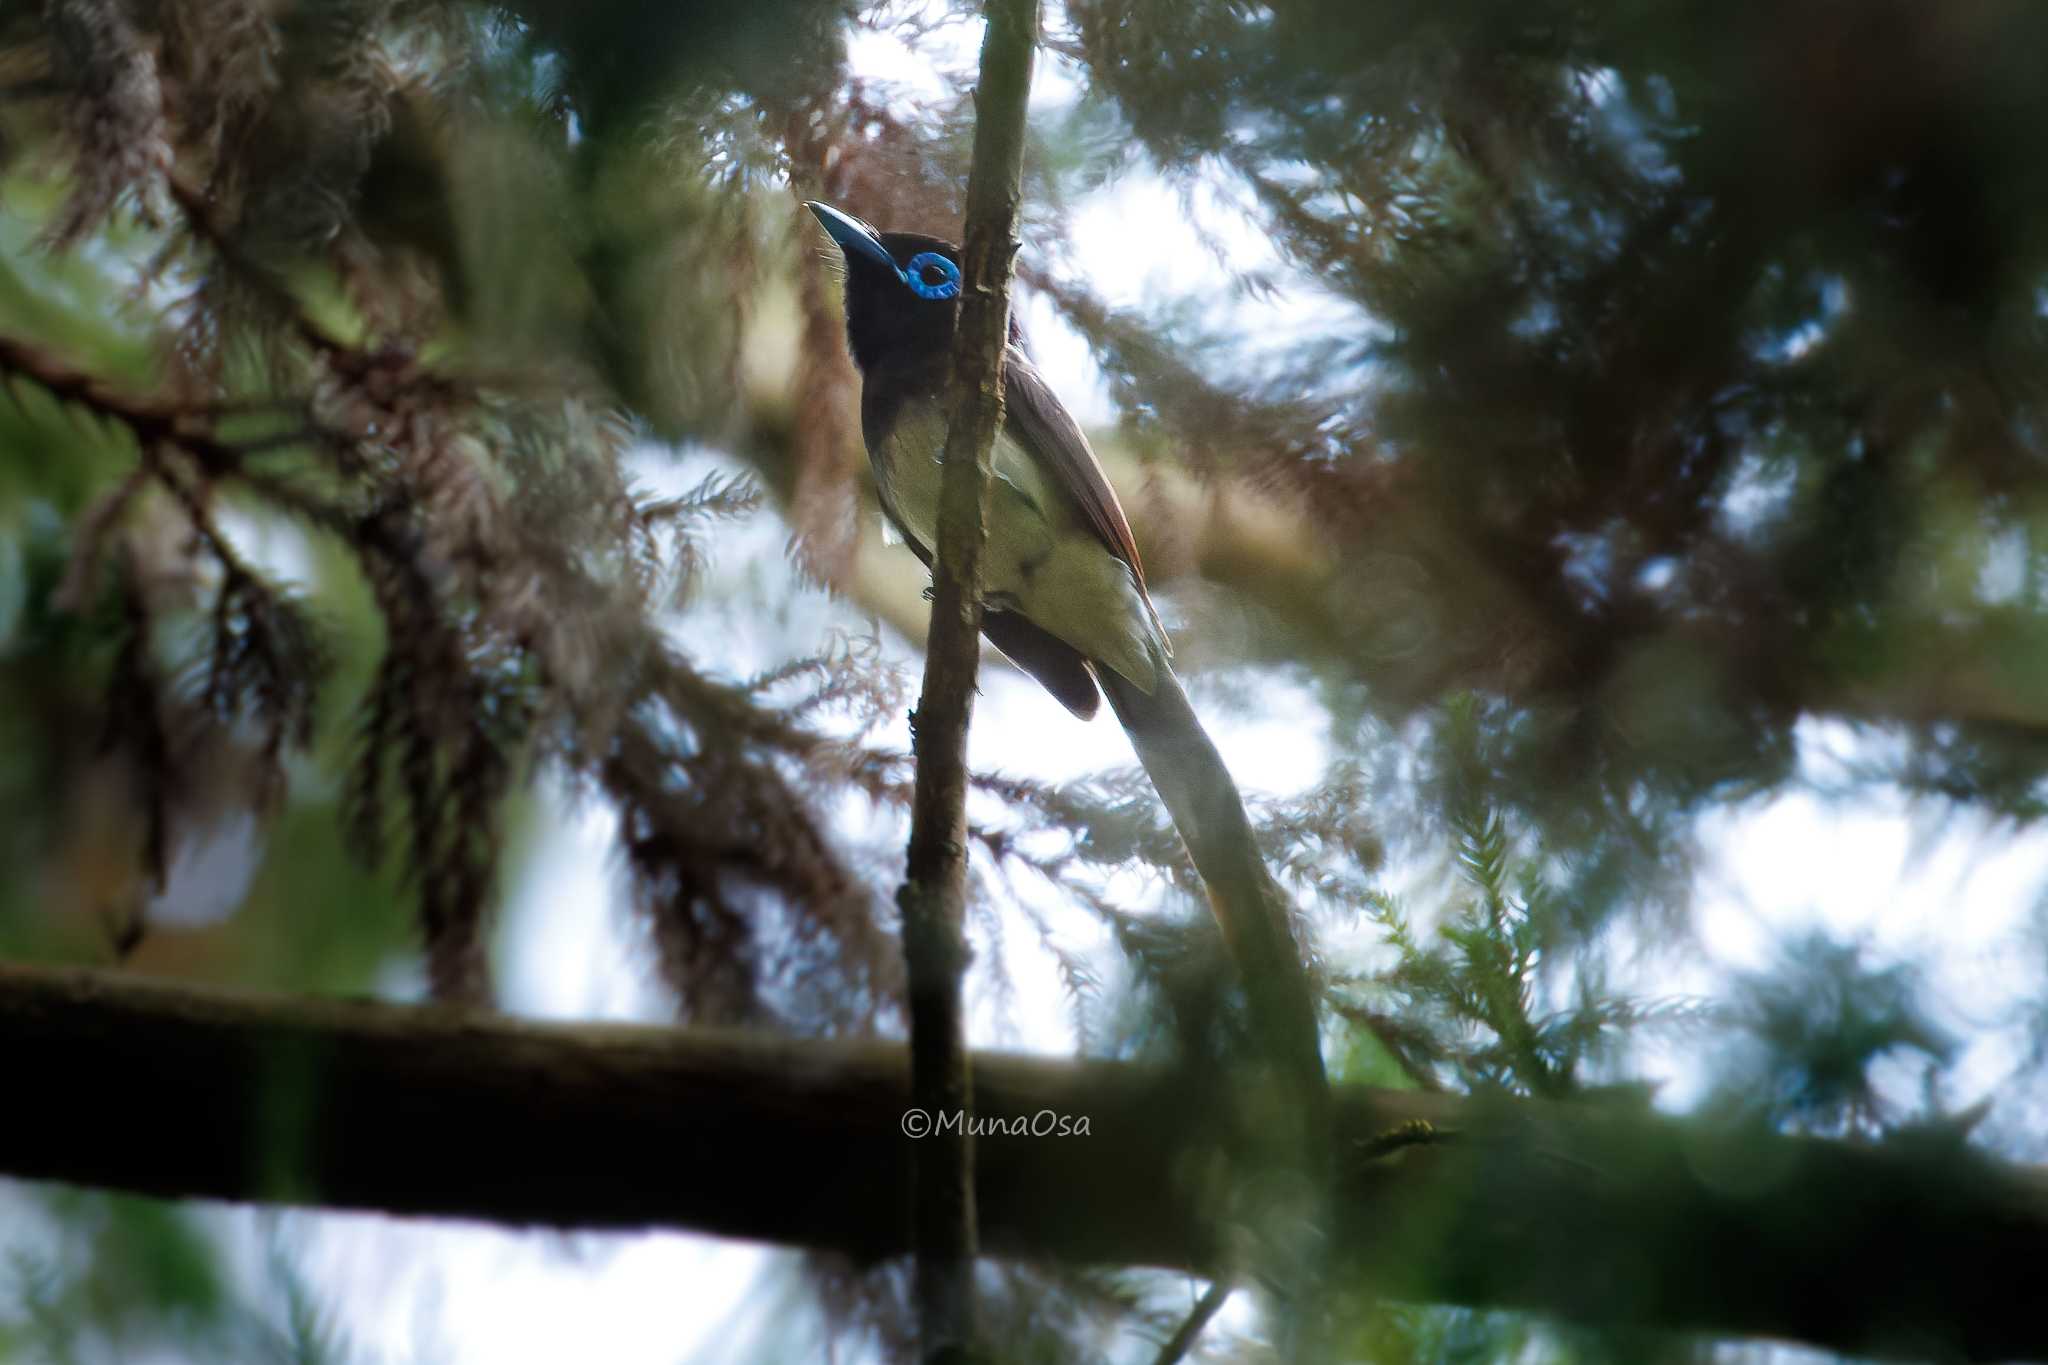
[876,404,1165,691]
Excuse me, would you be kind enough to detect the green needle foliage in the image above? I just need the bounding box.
[1,0,2047,1361]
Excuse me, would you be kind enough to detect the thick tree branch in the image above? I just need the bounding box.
[898,2,1038,1357]
[5,962,2048,1361]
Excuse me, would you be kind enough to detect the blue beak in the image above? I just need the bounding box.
[806,201,901,275]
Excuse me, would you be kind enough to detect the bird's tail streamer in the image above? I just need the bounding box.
[1098,664,1329,1141]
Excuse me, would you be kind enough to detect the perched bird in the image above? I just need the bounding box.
[808,200,1327,1125]
[805,199,1166,720]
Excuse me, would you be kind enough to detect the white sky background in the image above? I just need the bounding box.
[12,8,2048,1365]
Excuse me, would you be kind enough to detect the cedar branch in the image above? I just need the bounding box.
[2,962,2046,1362]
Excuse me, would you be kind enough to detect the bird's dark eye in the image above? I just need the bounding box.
[902,251,961,301]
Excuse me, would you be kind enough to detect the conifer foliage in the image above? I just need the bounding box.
[5,0,2048,1360]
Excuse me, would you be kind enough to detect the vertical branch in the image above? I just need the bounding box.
[898,0,1039,1359]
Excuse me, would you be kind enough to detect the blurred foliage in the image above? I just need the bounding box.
[0,1192,365,1365]
[0,0,2045,1361]
[1049,0,2048,922]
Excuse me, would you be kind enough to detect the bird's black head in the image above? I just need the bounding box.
[807,201,964,375]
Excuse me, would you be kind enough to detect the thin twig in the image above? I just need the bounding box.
[1149,1280,1232,1365]
[898,1,1040,1359]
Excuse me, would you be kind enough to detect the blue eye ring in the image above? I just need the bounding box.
[903,251,962,301]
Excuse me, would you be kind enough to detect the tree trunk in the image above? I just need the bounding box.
[3,962,2045,1361]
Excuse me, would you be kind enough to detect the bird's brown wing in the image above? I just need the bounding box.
[880,502,1102,721]
[1002,348,1149,587]
[978,609,1102,719]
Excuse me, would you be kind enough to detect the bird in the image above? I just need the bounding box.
[804,199,1168,722]
[807,199,1328,1124]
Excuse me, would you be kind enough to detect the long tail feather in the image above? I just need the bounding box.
[1099,664,1328,1131]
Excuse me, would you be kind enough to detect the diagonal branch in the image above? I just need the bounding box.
[1150,1280,1232,1365]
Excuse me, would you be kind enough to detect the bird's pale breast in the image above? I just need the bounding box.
[873,398,1166,692]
